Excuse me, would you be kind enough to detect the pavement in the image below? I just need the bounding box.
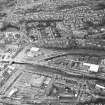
[0,69,22,95]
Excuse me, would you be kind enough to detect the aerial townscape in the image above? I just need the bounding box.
[0,0,105,105]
